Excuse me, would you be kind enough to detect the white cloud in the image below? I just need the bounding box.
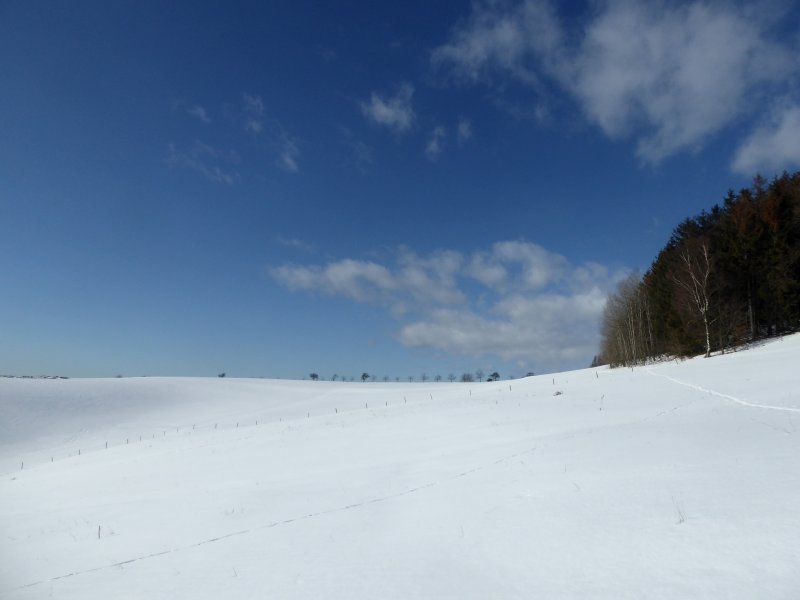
[492,240,569,289]
[397,248,465,306]
[272,260,396,304]
[572,1,793,162]
[464,240,571,292]
[466,253,507,287]
[164,141,238,185]
[431,0,562,86]
[398,287,608,369]
[732,104,800,175]
[432,0,798,164]
[186,104,210,123]
[425,126,446,160]
[271,240,626,370]
[243,93,265,134]
[360,83,415,133]
[272,250,465,311]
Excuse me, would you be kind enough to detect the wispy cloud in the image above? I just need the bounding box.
[732,103,800,175]
[165,140,239,185]
[433,0,798,165]
[319,47,337,62]
[186,104,210,123]
[170,94,301,179]
[425,126,446,161]
[243,93,265,135]
[360,83,415,133]
[275,237,314,253]
[277,134,300,172]
[432,0,561,87]
[457,117,473,144]
[271,240,626,370]
[241,93,302,172]
[340,128,375,173]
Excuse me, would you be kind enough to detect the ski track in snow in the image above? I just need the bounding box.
[646,369,800,414]
[1,444,539,595]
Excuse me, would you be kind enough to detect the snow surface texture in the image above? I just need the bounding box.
[1,337,799,599]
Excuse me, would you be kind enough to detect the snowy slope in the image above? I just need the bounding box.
[2,336,800,599]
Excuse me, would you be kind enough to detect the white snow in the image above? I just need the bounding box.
[2,336,800,598]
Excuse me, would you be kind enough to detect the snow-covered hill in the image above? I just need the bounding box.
[2,336,800,598]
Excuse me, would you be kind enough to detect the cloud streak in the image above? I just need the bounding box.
[271,241,626,371]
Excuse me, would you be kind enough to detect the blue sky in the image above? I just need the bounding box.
[2,1,799,379]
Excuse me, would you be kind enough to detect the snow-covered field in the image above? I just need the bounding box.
[2,337,800,599]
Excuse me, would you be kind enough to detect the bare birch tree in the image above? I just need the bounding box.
[671,242,713,357]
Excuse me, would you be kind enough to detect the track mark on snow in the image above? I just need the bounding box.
[1,444,538,595]
[647,369,800,413]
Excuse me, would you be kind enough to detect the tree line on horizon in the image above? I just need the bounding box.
[307,369,518,383]
[599,171,800,367]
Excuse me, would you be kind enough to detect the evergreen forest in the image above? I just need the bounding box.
[599,171,800,366]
